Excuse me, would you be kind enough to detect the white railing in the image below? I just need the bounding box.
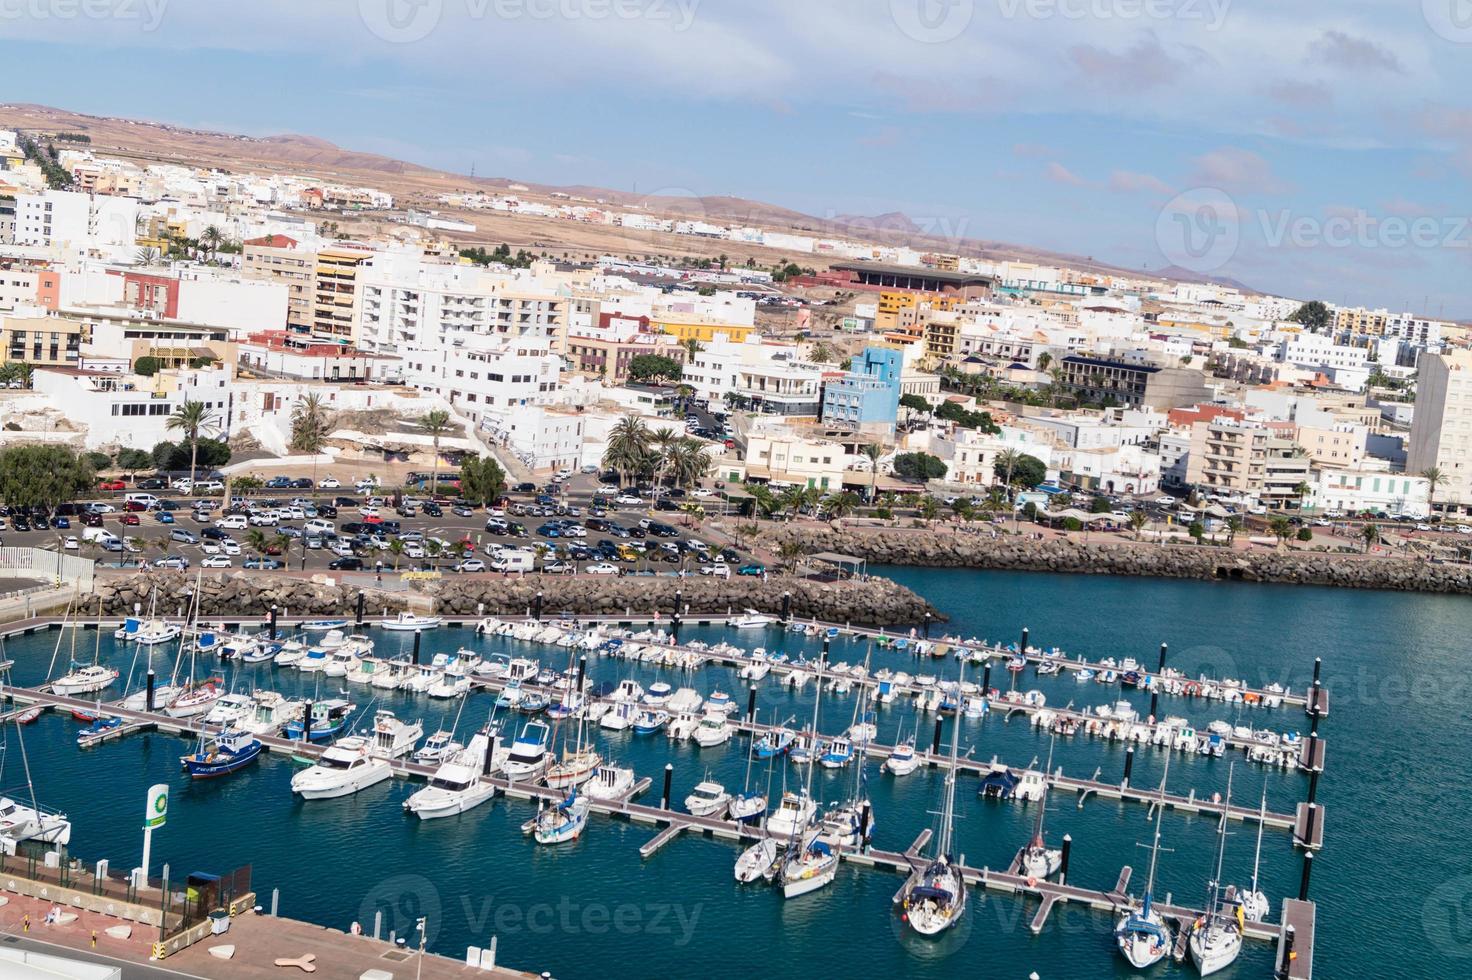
[0,547,95,591]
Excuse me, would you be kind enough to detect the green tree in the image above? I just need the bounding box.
[85,451,113,473]
[824,491,860,522]
[116,448,153,474]
[994,452,1046,489]
[1287,300,1332,332]
[1225,515,1243,545]
[860,443,884,503]
[899,393,931,417]
[626,355,683,383]
[916,495,941,524]
[1269,516,1294,546]
[133,356,163,376]
[418,409,455,494]
[1422,467,1444,516]
[892,452,948,481]
[0,446,97,509]
[1296,527,1313,542]
[602,416,652,486]
[666,438,712,489]
[290,393,332,453]
[776,540,805,573]
[1090,495,1112,514]
[1360,522,1380,553]
[1188,520,1205,541]
[459,454,508,507]
[165,400,220,484]
[0,362,34,388]
[1129,510,1149,539]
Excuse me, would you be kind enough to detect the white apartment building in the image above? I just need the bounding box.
[1311,469,1430,518]
[682,336,823,416]
[14,190,139,258]
[1277,333,1369,373]
[402,334,563,429]
[1055,443,1161,496]
[1408,348,1472,512]
[29,364,234,450]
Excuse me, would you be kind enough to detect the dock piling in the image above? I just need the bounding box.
[145,670,155,713]
[483,734,498,777]
[981,663,991,693]
[355,592,365,625]
[931,717,944,756]
[1298,851,1313,901]
[1059,834,1072,884]
[780,591,792,623]
[373,910,382,940]
[1278,924,1296,978]
[1020,627,1029,654]
[577,656,587,693]
[923,612,930,639]
[1122,746,1135,788]
[270,888,278,917]
[745,687,757,725]
[269,605,278,641]
[303,701,313,744]
[412,629,422,665]
[661,763,673,810]
[533,591,543,623]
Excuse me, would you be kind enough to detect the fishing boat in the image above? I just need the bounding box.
[599,700,638,732]
[517,692,549,714]
[180,729,263,778]
[531,788,590,845]
[583,762,636,801]
[404,730,498,819]
[633,709,670,735]
[13,707,41,725]
[1188,765,1244,976]
[381,612,443,632]
[283,699,356,742]
[766,789,818,838]
[369,710,424,759]
[900,659,968,936]
[753,727,795,759]
[503,719,551,779]
[291,736,393,800]
[820,736,853,769]
[1237,782,1271,923]
[76,716,123,745]
[51,663,118,697]
[1115,755,1174,970]
[729,609,775,630]
[414,730,464,764]
[684,779,729,817]
[885,737,919,776]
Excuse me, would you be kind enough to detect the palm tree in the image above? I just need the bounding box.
[290,393,332,453]
[387,538,405,570]
[1360,522,1380,553]
[1036,351,1052,372]
[1225,515,1243,546]
[1422,467,1444,517]
[1269,516,1294,547]
[825,491,860,522]
[244,529,268,567]
[418,409,455,494]
[776,540,805,573]
[777,485,808,522]
[746,483,779,520]
[134,246,161,266]
[860,443,884,503]
[1129,510,1149,540]
[200,225,224,263]
[602,415,652,487]
[1293,482,1313,512]
[917,496,940,525]
[668,439,712,489]
[649,427,680,490]
[425,539,444,566]
[166,400,220,486]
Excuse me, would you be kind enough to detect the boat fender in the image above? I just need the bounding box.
[1026,876,1037,888]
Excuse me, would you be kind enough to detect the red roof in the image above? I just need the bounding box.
[245,234,299,249]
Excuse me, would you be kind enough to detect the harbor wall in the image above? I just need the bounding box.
[86,571,943,626]
[769,524,1472,594]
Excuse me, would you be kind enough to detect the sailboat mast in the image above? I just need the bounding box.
[803,646,825,799]
[1144,750,1171,902]
[1207,763,1236,920]
[1250,781,1267,894]
[937,658,965,857]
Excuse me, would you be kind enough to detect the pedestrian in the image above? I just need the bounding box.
[22,913,28,933]
[91,930,97,948]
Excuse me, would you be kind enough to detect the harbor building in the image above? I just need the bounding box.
[1408,348,1472,514]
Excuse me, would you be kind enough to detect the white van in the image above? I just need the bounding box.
[125,492,160,509]
[303,518,336,536]
[216,514,248,530]
[491,550,536,573]
[81,527,120,547]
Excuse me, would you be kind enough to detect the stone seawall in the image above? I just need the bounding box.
[770,524,1472,595]
[88,571,942,625]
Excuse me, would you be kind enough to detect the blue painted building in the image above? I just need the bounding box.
[821,346,902,432]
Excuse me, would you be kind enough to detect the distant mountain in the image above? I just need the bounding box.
[1152,265,1259,294]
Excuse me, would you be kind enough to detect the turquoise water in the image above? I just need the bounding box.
[2,569,1465,978]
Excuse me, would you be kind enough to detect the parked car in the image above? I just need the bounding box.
[120,513,141,526]
[170,528,199,544]
[201,555,232,568]
[584,562,620,575]
[328,556,364,571]
[737,563,766,576]
[153,555,190,570]
[318,477,341,489]
[98,479,127,491]
[454,558,487,573]
[244,557,285,570]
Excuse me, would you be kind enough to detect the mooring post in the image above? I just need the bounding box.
[1279,924,1296,978]
[269,605,278,641]
[1123,746,1135,787]
[1298,850,1314,901]
[1059,833,1072,884]
[145,670,156,712]
[533,591,543,623]
[931,717,944,756]
[746,687,758,725]
[981,662,991,694]
[661,763,673,810]
[412,628,422,665]
[780,591,792,623]
[1019,627,1029,655]
[302,702,313,744]
[355,592,365,626]
[483,734,498,777]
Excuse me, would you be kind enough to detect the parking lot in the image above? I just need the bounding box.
[0,473,760,579]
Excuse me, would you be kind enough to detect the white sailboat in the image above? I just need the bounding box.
[779,646,839,900]
[51,600,119,697]
[532,788,590,844]
[1020,738,1063,880]
[0,708,72,852]
[545,661,600,788]
[1188,764,1244,976]
[1236,781,1271,923]
[1115,753,1174,969]
[900,658,968,936]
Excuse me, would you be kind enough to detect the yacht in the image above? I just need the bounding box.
[240,692,302,736]
[886,735,920,776]
[301,619,350,634]
[684,779,730,817]
[766,790,818,838]
[692,712,734,747]
[382,612,443,632]
[779,831,839,899]
[164,678,224,719]
[404,732,498,819]
[734,836,782,883]
[1021,742,1063,880]
[291,736,393,799]
[413,730,463,765]
[0,796,72,848]
[729,609,775,630]
[502,719,551,780]
[599,700,638,732]
[202,693,254,728]
[583,763,636,802]
[369,710,424,759]
[51,663,118,697]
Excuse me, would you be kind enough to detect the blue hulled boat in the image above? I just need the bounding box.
[181,729,263,778]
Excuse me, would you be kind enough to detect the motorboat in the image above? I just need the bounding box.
[820,736,853,769]
[753,727,795,759]
[371,657,411,690]
[382,612,443,632]
[51,663,118,697]
[642,681,673,706]
[503,720,551,780]
[283,699,355,742]
[181,729,263,778]
[413,730,464,765]
[1014,768,1047,803]
[684,779,729,817]
[583,763,636,802]
[295,647,331,673]
[272,642,307,668]
[301,619,349,633]
[703,690,735,715]
[76,716,123,745]
[291,736,393,800]
[729,609,775,630]
[692,712,734,747]
[765,790,817,838]
[599,700,638,732]
[739,651,772,681]
[885,737,920,776]
[978,764,1020,800]
[667,687,703,713]
[239,692,302,736]
[404,732,498,819]
[531,789,590,845]
[369,710,424,759]
[667,711,701,741]
[633,709,670,735]
[202,693,254,728]
[113,618,182,646]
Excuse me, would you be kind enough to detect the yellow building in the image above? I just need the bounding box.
[654,317,755,346]
[1,312,87,367]
[874,290,960,331]
[313,246,373,342]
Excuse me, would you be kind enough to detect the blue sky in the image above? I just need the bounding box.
[5,0,1472,315]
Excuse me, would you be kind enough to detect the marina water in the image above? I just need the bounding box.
[3,568,1463,979]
